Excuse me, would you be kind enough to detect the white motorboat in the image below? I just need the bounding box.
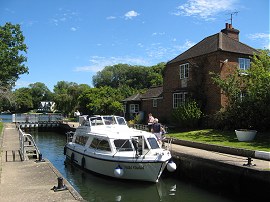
[64,115,176,182]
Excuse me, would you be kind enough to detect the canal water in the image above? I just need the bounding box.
[26,130,237,202]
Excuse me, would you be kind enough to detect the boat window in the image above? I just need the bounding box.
[116,117,126,125]
[74,135,89,146]
[147,138,160,149]
[90,117,103,126]
[103,116,114,125]
[90,138,111,152]
[114,139,133,151]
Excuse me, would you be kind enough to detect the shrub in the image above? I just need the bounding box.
[172,100,202,129]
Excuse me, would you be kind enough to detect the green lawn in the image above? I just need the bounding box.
[167,129,270,152]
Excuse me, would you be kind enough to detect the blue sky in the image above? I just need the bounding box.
[1,0,269,91]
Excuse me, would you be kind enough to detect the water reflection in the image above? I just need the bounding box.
[31,130,235,202]
[64,162,179,202]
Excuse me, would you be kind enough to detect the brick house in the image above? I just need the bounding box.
[123,23,258,124]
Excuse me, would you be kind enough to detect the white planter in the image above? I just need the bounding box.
[235,129,257,142]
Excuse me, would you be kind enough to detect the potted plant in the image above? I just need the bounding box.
[235,128,257,142]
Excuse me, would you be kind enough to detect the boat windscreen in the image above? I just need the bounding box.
[90,117,103,126]
[115,117,126,125]
[114,139,133,151]
[147,138,160,149]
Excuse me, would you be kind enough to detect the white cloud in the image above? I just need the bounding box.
[51,8,79,26]
[175,40,196,51]
[248,33,270,40]
[124,10,139,20]
[70,27,77,31]
[248,33,270,49]
[152,32,165,36]
[106,16,116,20]
[145,40,195,61]
[74,56,149,72]
[173,0,237,21]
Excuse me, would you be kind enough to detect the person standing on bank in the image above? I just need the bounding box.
[151,118,164,145]
[148,113,155,132]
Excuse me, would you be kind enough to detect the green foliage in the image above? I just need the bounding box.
[211,50,270,131]
[92,63,165,89]
[29,82,52,109]
[13,87,33,112]
[172,100,202,128]
[78,86,124,115]
[53,81,91,116]
[0,22,28,87]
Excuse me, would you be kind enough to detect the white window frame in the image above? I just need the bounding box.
[180,63,189,79]
[173,92,188,108]
[238,58,250,71]
[153,99,157,108]
[130,104,139,113]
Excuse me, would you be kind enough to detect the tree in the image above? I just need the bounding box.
[29,82,52,109]
[53,81,91,116]
[13,87,33,112]
[78,86,124,115]
[0,22,28,87]
[211,50,270,131]
[92,63,165,89]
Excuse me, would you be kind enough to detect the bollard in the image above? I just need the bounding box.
[39,153,43,161]
[57,177,64,189]
[52,177,67,192]
[243,157,256,166]
[35,153,45,163]
[12,150,15,161]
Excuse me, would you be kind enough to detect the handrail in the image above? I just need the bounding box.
[19,127,40,161]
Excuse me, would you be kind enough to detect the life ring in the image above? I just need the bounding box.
[81,156,85,169]
[71,153,74,162]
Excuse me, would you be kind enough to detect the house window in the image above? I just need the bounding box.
[238,58,250,70]
[173,92,188,108]
[180,63,189,79]
[153,99,157,108]
[240,91,247,102]
[130,104,139,113]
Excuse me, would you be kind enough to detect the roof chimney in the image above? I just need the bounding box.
[221,23,240,41]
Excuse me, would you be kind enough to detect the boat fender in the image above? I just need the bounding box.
[63,146,66,155]
[167,160,177,172]
[114,165,124,177]
[81,156,85,169]
[71,153,74,162]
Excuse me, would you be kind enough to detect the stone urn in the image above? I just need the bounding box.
[235,129,257,142]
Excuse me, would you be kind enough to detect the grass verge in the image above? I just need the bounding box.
[167,129,270,152]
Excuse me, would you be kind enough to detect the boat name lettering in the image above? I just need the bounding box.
[124,165,144,170]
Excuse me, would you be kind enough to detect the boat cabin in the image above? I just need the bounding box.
[72,115,161,157]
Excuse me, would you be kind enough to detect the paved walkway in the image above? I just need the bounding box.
[0,123,84,202]
[170,143,270,170]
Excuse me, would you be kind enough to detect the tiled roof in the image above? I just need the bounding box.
[168,32,258,64]
[122,86,163,102]
[140,86,163,99]
[122,93,141,102]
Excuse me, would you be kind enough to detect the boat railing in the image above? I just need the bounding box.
[19,127,40,161]
[130,124,168,132]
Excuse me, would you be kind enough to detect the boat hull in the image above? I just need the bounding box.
[65,146,168,182]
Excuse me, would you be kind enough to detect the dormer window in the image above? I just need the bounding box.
[238,58,250,71]
[180,63,189,79]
